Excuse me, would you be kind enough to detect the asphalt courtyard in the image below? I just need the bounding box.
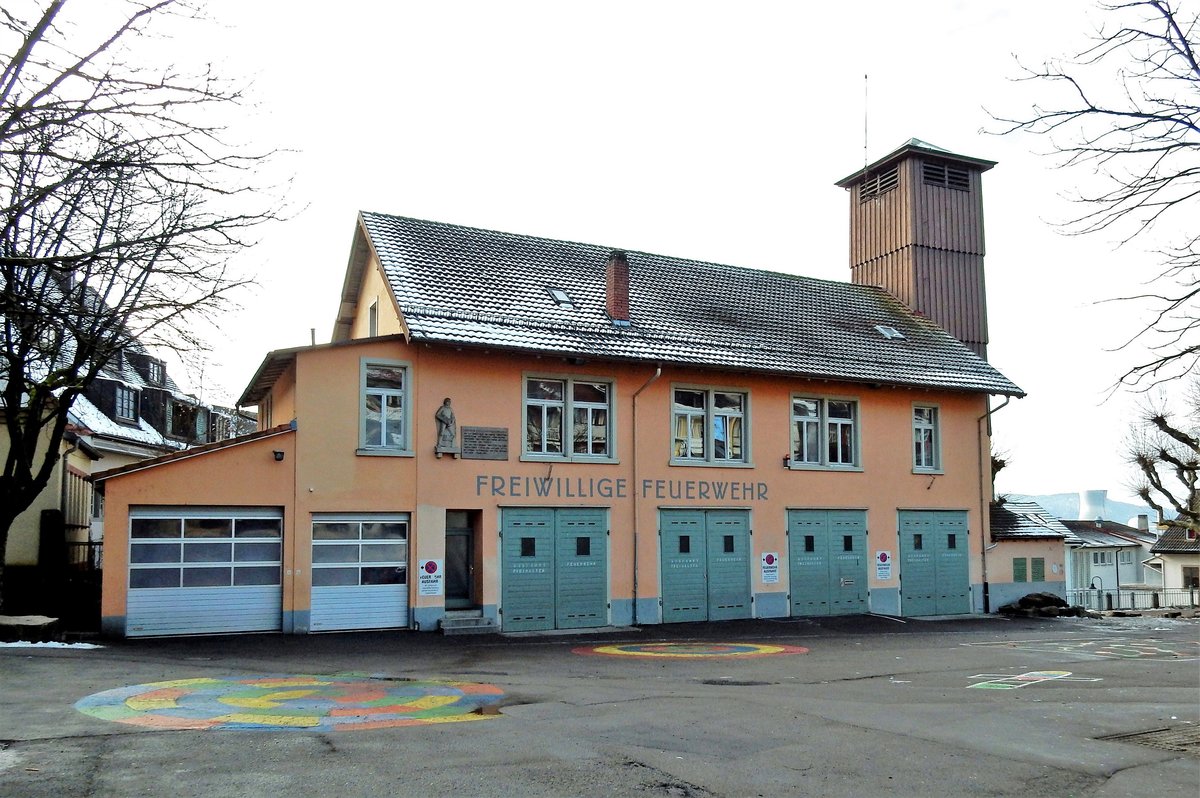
[1,614,1197,798]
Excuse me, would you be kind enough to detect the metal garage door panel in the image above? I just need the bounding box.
[127,586,281,637]
[899,511,938,616]
[311,585,407,631]
[555,508,608,629]
[788,510,832,616]
[706,510,751,621]
[934,512,971,614]
[828,511,868,614]
[660,510,708,622]
[501,508,555,631]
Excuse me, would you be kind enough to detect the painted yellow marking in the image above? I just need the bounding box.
[219,689,318,709]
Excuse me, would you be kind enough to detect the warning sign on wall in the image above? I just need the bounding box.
[418,560,444,596]
[761,552,780,584]
[875,550,892,581]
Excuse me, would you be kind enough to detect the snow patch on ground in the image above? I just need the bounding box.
[0,641,103,649]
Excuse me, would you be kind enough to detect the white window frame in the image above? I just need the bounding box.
[789,395,860,470]
[912,404,941,473]
[115,385,138,421]
[1117,550,1134,565]
[127,508,283,591]
[358,359,412,456]
[671,385,750,466]
[311,514,409,588]
[522,375,615,461]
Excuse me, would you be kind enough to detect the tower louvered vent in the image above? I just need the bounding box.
[922,161,970,191]
[858,166,899,202]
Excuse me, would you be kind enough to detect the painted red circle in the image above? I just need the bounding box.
[424,561,437,574]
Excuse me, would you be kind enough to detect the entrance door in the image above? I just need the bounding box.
[501,507,608,632]
[899,510,970,616]
[788,509,867,616]
[445,511,475,610]
[660,509,752,622]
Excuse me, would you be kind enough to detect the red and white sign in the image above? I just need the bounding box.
[761,552,780,584]
[418,559,443,596]
[875,550,892,580]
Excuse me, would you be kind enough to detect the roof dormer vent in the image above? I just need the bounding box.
[547,287,575,309]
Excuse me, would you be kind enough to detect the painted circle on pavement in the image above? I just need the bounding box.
[574,642,808,658]
[75,674,504,731]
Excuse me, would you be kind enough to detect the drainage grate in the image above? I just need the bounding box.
[1100,726,1200,755]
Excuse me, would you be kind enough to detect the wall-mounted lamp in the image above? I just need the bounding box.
[782,454,791,468]
[273,450,285,462]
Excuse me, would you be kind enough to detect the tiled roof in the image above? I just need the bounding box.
[1151,523,1200,554]
[1061,521,1144,549]
[990,501,1078,542]
[355,213,1024,396]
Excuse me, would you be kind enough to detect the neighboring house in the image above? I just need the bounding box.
[97,139,1026,638]
[2,335,255,612]
[1061,520,1147,593]
[988,501,1079,607]
[1104,516,1162,587]
[1149,523,1200,590]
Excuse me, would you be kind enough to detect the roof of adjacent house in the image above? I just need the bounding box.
[301,212,1023,404]
[1151,523,1200,554]
[93,423,294,484]
[990,501,1080,543]
[1061,520,1145,549]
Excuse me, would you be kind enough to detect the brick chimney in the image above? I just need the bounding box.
[605,250,630,323]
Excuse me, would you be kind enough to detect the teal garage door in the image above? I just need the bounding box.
[660,509,752,622]
[898,510,971,616]
[787,510,867,616]
[501,508,608,632]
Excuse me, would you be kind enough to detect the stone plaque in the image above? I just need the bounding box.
[461,426,509,460]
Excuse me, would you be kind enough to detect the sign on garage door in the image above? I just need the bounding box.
[311,515,409,632]
[127,507,283,637]
[660,509,752,623]
[501,508,608,632]
[898,510,971,616]
[788,509,867,616]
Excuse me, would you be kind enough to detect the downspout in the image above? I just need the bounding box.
[630,366,662,626]
[977,394,1013,613]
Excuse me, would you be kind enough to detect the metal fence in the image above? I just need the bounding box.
[66,541,103,572]
[1066,588,1200,611]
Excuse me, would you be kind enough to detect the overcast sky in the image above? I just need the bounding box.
[85,0,1190,508]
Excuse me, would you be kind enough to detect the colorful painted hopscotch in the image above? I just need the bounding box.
[75,674,505,731]
[967,670,1102,690]
[573,642,809,658]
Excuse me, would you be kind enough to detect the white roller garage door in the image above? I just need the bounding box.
[310,515,409,632]
[126,507,283,637]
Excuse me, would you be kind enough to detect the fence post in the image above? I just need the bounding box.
[1105,592,1113,611]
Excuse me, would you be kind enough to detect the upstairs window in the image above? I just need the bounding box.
[524,377,612,458]
[791,397,858,468]
[115,385,138,422]
[673,388,747,464]
[368,300,379,337]
[147,360,164,385]
[913,405,940,472]
[361,361,410,452]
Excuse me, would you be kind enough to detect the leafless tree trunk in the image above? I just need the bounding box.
[1126,378,1200,531]
[992,0,1198,390]
[0,0,278,608]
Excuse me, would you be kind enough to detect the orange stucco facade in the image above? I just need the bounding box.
[100,325,999,635]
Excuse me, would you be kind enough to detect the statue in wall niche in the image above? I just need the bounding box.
[435,397,460,458]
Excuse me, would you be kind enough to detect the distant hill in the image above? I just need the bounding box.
[1005,493,1155,525]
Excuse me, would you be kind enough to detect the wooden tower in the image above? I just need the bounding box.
[835,139,996,360]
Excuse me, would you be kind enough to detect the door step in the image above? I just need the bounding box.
[439,610,498,636]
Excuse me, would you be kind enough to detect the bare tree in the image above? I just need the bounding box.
[0,0,277,606]
[1126,378,1200,531]
[993,0,1198,389]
